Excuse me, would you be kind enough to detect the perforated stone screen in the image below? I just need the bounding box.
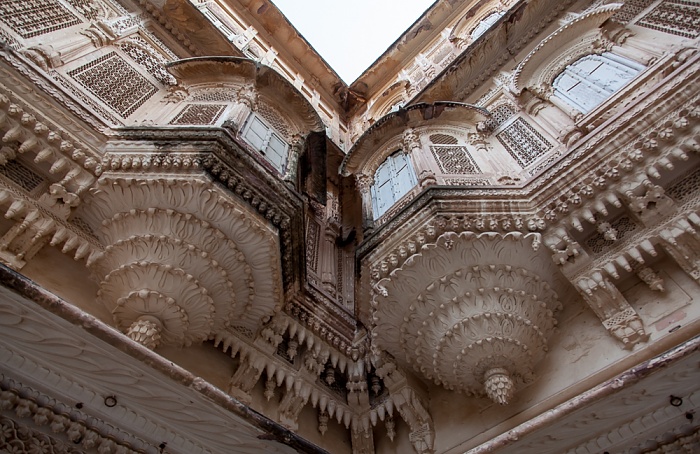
[0,160,44,192]
[169,104,226,125]
[430,145,481,174]
[0,0,81,38]
[496,117,552,167]
[68,52,157,118]
[637,0,700,38]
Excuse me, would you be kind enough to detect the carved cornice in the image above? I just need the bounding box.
[415,0,576,103]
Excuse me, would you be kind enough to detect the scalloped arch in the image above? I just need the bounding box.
[166,57,325,134]
[512,3,623,94]
[340,102,489,177]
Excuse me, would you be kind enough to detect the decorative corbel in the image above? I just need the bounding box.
[21,45,62,71]
[618,178,676,227]
[375,360,434,454]
[228,353,264,405]
[278,387,307,431]
[80,21,118,48]
[576,273,649,348]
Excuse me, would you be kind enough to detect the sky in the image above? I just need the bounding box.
[271,0,436,84]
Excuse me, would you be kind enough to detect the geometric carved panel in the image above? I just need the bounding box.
[119,37,174,86]
[585,216,639,254]
[611,0,656,24]
[667,165,700,204]
[637,0,700,38]
[169,104,226,125]
[496,117,552,167]
[487,103,517,130]
[430,145,481,174]
[0,0,81,38]
[0,159,44,192]
[68,52,157,118]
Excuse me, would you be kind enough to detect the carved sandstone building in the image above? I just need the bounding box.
[0,0,699,453]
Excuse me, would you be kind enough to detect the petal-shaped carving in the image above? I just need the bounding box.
[98,263,214,346]
[372,231,563,404]
[86,177,283,341]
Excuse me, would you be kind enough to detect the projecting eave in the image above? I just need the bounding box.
[143,0,244,57]
[219,0,348,111]
[347,0,479,115]
[167,57,325,133]
[415,0,575,103]
[340,101,489,177]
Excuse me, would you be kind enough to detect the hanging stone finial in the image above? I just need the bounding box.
[126,316,162,350]
[484,367,515,405]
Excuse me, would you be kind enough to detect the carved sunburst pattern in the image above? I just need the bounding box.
[372,231,564,404]
[85,177,283,348]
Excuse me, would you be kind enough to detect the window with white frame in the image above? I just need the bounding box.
[371,151,417,219]
[241,114,288,173]
[470,11,505,40]
[553,52,645,114]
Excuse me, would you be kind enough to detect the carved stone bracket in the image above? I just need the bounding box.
[576,273,649,348]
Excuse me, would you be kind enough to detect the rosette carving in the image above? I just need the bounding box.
[372,231,564,405]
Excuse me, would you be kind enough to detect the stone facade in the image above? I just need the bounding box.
[0,0,698,453]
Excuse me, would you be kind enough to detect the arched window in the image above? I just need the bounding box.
[371,152,417,219]
[553,52,644,114]
[470,11,505,40]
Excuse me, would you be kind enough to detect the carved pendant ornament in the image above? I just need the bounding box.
[372,231,563,405]
[85,176,283,349]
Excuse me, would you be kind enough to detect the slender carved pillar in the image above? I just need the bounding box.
[357,174,375,235]
[284,135,303,186]
[521,88,578,141]
[526,86,584,144]
[402,128,436,187]
[224,85,257,134]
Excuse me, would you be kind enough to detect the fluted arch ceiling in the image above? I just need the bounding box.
[166,57,325,133]
[340,101,490,176]
[512,3,623,94]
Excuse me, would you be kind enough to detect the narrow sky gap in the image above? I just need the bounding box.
[271,0,436,84]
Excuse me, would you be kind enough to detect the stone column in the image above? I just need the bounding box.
[224,84,257,134]
[402,128,435,187]
[284,135,303,186]
[357,174,375,235]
